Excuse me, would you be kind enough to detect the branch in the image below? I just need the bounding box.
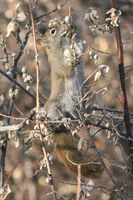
[35,8,58,20]
[92,106,133,117]
[109,0,133,173]
[28,1,57,199]
[54,179,133,198]
[79,121,126,199]
[0,120,27,133]
[0,23,31,188]
[0,69,37,102]
[29,0,40,112]
[13,28,31,71]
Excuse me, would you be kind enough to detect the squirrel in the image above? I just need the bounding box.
[38,16,104,178]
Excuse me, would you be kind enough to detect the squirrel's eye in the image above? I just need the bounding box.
[50,28,57,35]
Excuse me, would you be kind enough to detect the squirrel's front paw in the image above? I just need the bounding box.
[30,107,47,120]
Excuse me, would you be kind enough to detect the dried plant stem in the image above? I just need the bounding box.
[0,119,28,133]
[28,3,56,199]
[35,8,58,20]
[77,108,126,199]
[28,0,40,112]
[0,82,15,188]
[110,0,133,173]
[68,0,71,16]
[92,106,133,116]
[0,72,14,187]
[84,125,126,199]
[0,18,31,188]
[0,69,36,102]
[39,134,57,200]
[0,113,25,120]
[76,165,81,200]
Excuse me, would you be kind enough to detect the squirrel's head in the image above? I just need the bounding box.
[38,16,77,49]
[38,16,84,73]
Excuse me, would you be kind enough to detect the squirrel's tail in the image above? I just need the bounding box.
[53,131,104,178]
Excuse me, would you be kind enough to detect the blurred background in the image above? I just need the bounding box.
[0,0,133,199]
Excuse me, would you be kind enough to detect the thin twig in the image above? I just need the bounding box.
[109,0,133,173]
[77,108,126,200]
[68,0,71,17]
[54,179,133,197]
[13,28,31,70]
[0,26,32,188]
[28,0,40,112]
[28,1,57,199]
[39,134,57,200]
[0,113,25,120]
[76,165,81,200]
[0,119,27,133]
[35,8,58,20]
[92,106,133,116]
[89,46,115,56]
[0,69,37,102]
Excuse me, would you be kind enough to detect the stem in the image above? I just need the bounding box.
[39,134,57,200]
[28,0,40,112]
[76,165,81,200]
[0,69,37,102]
[28,1,57,199]
[109,0,133,173]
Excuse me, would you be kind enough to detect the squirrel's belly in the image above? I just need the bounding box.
[60,77,81,119]
[61,95,79,119]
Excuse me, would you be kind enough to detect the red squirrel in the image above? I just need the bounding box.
[38,16,103,178]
